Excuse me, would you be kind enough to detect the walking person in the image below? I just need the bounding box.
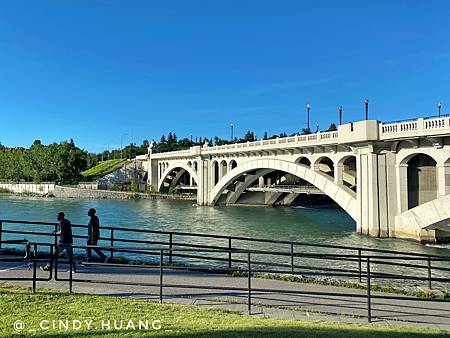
[86,208,109,263]
[41,212,76,272]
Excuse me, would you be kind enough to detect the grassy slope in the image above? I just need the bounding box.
[81,159,128,181]
[0,285,448,337]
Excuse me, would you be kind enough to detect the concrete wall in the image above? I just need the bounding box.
[53,185,195,201]
[0,182,55,195]
[78,182,99,190]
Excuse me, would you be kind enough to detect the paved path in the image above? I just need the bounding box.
[1,257,449,330]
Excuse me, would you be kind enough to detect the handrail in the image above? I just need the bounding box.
[1,219,449,259]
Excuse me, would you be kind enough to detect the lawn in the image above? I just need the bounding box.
[0,284,448,337]
[81,160,128,181]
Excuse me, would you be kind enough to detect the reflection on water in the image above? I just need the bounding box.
[1,195,449,288]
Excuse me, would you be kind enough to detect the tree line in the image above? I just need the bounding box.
[0,139,94,184]
[0,123,339,183]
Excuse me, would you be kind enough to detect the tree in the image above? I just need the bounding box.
[326,123,337,132]
[167,132,174,145]
[160,134,166,144]
[301,128,312,135]
[263,132,268,140]
[244,130,255,142]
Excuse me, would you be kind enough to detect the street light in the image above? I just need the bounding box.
[120,133,128,159]
[230,124,234,142]
[438,102,442,117]
[364,99,369,120]
[307,103,311,131]
[339,105,343,125]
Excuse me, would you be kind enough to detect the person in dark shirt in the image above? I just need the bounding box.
[41,212,76,272]
[86,208,108,263]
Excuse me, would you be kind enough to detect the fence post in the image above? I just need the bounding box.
[228,238,232,270]
[0,221,3,249]
[358,249,362,283]
[110,229,114,260]
[366,257,371,323]
[160,249,164,304]
[32,244,37,293]
[290,243,294,273]
[69,246,73,294]
[169,233,173,265]
[54,224,58,254]
[248,252,251,315]
[54,243,58,280]
[427,258,432,290]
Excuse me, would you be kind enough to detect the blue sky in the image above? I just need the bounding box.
[1,0,449,152]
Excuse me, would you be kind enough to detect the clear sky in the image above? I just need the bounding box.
[1,1,449,152]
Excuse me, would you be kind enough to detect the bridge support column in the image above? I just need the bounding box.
[358,152,383,237]
[258,177,264,187]
[396,164,409,213]
[197,159,210,205]
[148,159,159,191]
[277,192,299,206]
[437,163,450,196]
[334,163,344,185]
[218,164,224,180]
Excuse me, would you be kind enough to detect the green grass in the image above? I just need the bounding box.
[0,284,448,337]
[81,160,128,181]
[242,272,450,301]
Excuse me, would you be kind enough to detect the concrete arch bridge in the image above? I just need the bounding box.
[142,117,450,244]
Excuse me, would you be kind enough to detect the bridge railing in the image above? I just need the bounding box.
[150,115,450,160]
[380,116,450,139]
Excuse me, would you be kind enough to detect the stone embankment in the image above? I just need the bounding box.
[53,185,195,201]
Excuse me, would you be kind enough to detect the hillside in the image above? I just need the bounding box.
[81,159,128,181]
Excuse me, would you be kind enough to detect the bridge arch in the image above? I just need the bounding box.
[209,159,357,221]
[220,160,228,179]
[158,162,199,193]
[398,151,439,166]
[312,156,335,178]
[228,159,237,171]
[405,153,437,209]
[295,156,311,167]
[211,160,219,185]
[337,155,357,191]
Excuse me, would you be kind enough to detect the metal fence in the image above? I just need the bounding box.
[1,219,450,322]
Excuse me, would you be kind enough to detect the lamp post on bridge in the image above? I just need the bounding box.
[364,99,369,120]
[230,124,234,142]
[307,103,311,131]
[339,105,343,125]
[438,102,442,117]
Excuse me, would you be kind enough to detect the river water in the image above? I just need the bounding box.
[1,195,449,288]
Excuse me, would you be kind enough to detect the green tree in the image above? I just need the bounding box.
[326,123,337,132]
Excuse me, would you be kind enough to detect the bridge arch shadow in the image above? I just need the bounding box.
[158,162,198,193]
[209,159,358,221]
